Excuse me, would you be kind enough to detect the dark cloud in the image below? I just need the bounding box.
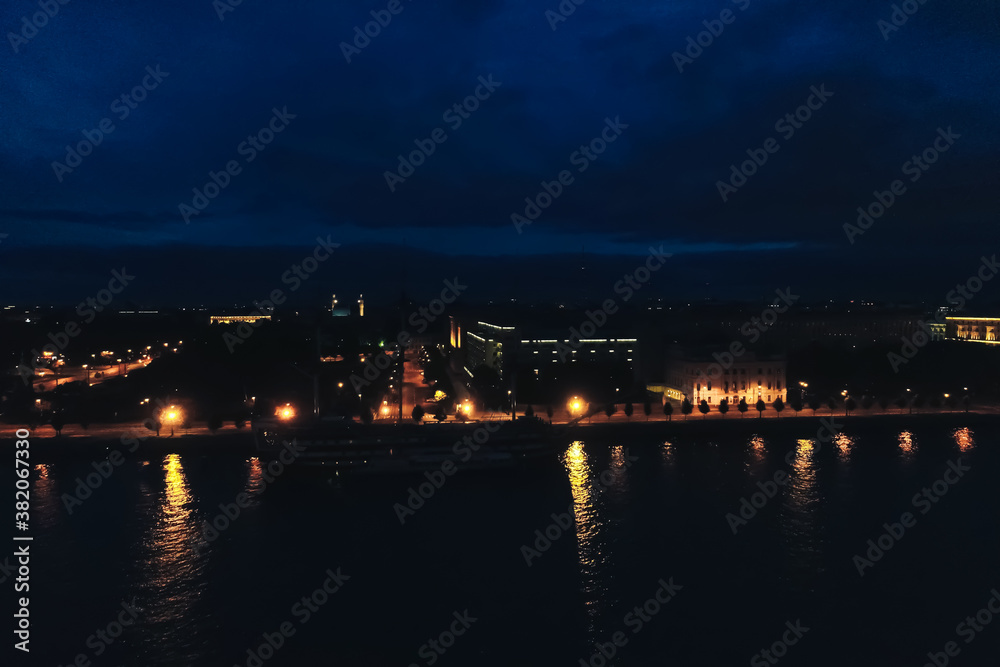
[0,0,997,302]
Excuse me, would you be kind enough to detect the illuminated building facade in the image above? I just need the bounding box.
[664,349,786,405]
[947,316,1000,343]
[209,314,272,325]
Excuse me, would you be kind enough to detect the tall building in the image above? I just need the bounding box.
[357,294,364,317]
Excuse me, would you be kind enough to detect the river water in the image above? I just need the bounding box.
[21,418,1000,666]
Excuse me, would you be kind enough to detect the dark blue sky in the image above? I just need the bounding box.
[1,0,998,304]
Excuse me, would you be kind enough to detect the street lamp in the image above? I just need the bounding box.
[82,364,89,386]
[161,406,182,437]
[276,403,296,421]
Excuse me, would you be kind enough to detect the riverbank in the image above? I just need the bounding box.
[10,410,993,461]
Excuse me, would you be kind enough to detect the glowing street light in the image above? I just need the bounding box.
[276,403,296,421]
[161,405,182,437]
[568,396,586,417]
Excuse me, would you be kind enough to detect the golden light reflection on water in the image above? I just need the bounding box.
[952,427,975,452]
[834,433,855,461]
[898,431,916,458]
[748,436,766,465]
[245,457,265,501]
[562,441,609,629]
[32,464,60,530]
[661,441,674,466]
[137,454,207,645]
[781,439,823,593]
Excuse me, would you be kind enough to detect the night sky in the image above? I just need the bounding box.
[1,0,997,306]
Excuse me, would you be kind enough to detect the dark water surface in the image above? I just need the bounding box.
[20,418,1000,666]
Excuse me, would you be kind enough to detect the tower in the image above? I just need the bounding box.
[331,294,338,311]
[358,294,364,317]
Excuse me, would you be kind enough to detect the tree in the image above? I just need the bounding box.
[605,403,617,420]
[738,398,748,418]
[878,396,889,412]
[234,419,246,430]
[929,395,942,409]
[773,397,784,418]
[912,394,926,412]
[433,403,447,422]
[411,405,425,423]
[894,396,908,413]
[50,413,65,436]
[624,402,634,421]
[756,398,766,418]
[962,394,972,412]
[844,397,856,416]
[698,400,710,418]
[789,396,803,415]
[360,407,374,425]
[642,400,652,421]
[663,401,673,421]
[718,399,729,418]
[207,414,223,433]
[525,404,535,418]
[861,395,874,411]
[680,399,693,420]
[146,419,161,436]
[826,397,838,413]
[808,397,820,415]
[945,394,958,410]
[546,405,554,423]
